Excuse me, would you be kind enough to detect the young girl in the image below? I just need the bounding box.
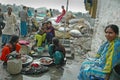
[55,5,66,23]
[0,35,21,66]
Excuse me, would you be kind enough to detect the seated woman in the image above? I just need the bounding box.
[78,24,120,80]
[48,37,66,65]
[0,35,21,66]
[45,21,55,45]
[34,22,47,47]
[55,5,66,23]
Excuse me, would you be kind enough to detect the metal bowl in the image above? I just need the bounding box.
[21,55,33,67]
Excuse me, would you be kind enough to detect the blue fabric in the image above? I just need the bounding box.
[46,32,54,43]
[20,21,27,36]
[27,10,32,17]
[78,38,120,80]
[2,34,11,44]
[89,75,104,80]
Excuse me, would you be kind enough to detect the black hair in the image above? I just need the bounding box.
[42,22,46,26]
[47,21,52,24]
[7,6,12,11]
[35,10,37,12]
[105,24,119,35]
[23,6,26,9]
[61,5,64,8]
[9,35,19,44]
[52,37,59,45]
[46,10,49,12]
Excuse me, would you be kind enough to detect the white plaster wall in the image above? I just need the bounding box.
[91,0,120,53]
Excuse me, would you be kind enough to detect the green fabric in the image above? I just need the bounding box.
[53,51,64,64]
[48,44,54,58]
[35,33,46,47]
[42,33,46,42]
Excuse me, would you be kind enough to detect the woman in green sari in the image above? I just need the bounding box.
[48,37,66,65]
[78,24,120,80]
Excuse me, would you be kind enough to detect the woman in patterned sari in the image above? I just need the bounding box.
[78,24,120,80]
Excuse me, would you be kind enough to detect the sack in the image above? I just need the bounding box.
[7,59,22,74]
[58,27,70,32]
[69,29,82,37]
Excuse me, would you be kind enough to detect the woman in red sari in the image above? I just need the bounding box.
[0,35,21,66]
[55,5,66,23]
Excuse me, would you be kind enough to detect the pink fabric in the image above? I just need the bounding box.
[55,9,66,23]
[19,40,29,45]
[55,15,63,23]
[61,9,66,16]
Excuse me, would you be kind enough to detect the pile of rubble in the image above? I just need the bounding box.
[47,12,94,58]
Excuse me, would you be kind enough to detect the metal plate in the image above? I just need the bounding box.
[21,55,33,66]
[39,57,53,65]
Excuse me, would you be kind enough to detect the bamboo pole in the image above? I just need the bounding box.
[63,0,69,44]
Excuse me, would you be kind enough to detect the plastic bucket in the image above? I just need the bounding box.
[37,47,44,53]
[109,64,120,80]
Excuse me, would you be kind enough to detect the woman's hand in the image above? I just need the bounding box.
[17,53,21,59]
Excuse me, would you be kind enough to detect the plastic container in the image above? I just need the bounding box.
[37,47,44,53]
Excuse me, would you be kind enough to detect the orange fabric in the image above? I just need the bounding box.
[0,43,21,62]
[16,43,21,53]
